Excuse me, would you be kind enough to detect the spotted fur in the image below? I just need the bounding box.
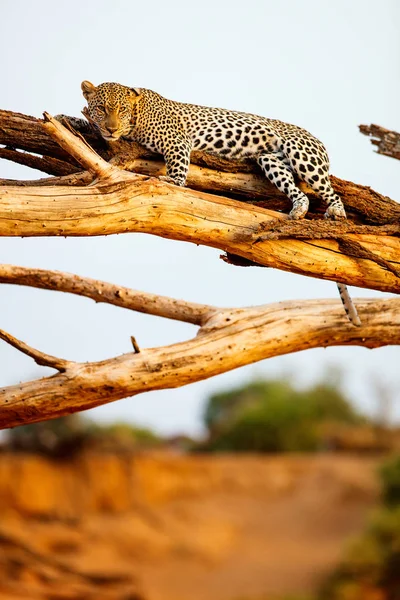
[79,80,361,326]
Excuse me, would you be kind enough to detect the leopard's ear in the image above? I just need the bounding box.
[81,80,97,101]
[129,87,141,97]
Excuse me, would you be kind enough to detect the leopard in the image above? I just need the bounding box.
[70,80,361,326]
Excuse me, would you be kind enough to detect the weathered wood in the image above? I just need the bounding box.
[0,175,398,292]
[0,147,78,176]
[360,124,400,161]
[1,296,398,429]
[0,109,103,165]
[0,114,397,293]
[0,264,213,326]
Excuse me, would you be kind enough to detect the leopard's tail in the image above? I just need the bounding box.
[336,283,361,327]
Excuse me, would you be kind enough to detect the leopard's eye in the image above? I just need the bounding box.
[95,107,106,116]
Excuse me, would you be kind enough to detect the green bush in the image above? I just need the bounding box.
[318,507,400,600]
[380,455,400,507]
[84,421,162,452]
[202,378,361,453]
[7,416,162,457]
[7,414,86,458]
[316,454,400,600]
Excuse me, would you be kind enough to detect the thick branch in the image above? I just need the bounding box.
[0,264,214,326]
[360,124,400,161]
[0,296,398,429]
[0,175,398,292]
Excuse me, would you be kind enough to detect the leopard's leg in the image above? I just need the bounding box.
[282,139,346,220]
[302,169,346,220]
[336,282,361,326]
[162,137,192,186]
[261,149,360,325]
[54,115,93,133]
[257,153,309,219]
[280,140,360,324]
[329,203,361,326]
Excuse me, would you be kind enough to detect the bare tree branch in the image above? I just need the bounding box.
[360,124,400,161]
[0,147,78,176]
[0,264,214,326]
[130,336,140,353]
[1,295,398,429]
[0,114,399,293]
[42,112,126,182]
[0,173,398,292]
[0,329,71,372]
[0,109,102,165]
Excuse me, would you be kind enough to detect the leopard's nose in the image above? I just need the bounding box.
[106,125,119,134]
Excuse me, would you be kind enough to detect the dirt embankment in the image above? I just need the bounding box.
[0,452,381,600]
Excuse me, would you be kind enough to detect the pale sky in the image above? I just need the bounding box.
[0,0,399,435]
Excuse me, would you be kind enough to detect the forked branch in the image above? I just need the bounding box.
[0,263,399,429]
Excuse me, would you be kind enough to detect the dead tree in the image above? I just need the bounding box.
[0,109,399,429]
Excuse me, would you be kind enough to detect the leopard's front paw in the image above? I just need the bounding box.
[54,114,69,123]
[158,175,176,184]
[324,203,346,220]
[53,114,92,133]
[158,175,186,187]
[289,197,309,219]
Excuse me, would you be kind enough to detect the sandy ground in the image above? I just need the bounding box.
[0,453,381,600]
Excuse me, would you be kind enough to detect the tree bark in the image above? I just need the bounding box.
[0,279,398,429]
[1,172,398,292]
[360,124,400,161]
[0,264,213,326]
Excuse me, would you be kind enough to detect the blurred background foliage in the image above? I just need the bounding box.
[237,456,400,600]
[315,454,400,600]
[4,375,397,457]
[6,414,163,457]
[202,378,364,452]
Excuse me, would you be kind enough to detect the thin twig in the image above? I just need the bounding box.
[0,329,71,372]
[0,170,92,187]
[0,329,72,373]
[130,336,140,353]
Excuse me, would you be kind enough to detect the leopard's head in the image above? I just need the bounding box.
[81,81,140,141]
